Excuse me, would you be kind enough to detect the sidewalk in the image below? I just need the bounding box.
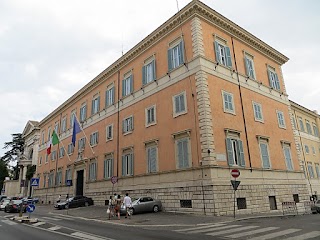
[45,205,290,227]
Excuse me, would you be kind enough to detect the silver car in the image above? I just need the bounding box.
[0,199,10,211]
[121,196,162,215]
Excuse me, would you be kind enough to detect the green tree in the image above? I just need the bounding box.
[0,160,9,191]
[1,133,24,180]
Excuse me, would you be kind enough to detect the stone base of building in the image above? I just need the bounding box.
[34,167,309,216]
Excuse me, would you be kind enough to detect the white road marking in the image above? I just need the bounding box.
[1,220,17,225]
[227,226,279,238]
[188,224,241,234]
[32,221,46,226]
[206,225,259,236]
[48,226,62,231]
[71,232,110,240]
[249,229,301,240]
[284,231,320,240]
[174,223,226,232]
[42,217,60,221]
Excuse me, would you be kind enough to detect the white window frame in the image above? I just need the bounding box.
[122,73,133,97]
[306,120,312,135]
[143,57,156,85]
[259,139,271,169]
[122,151,134,176]
[80,103,87,122]
[51,150,57,161]
[123,116,134,134]
[313,124,319,137]
[225,131,245,167]
[106,124,113,141]
[312,146,316,155]
[214,37,232,68]
[89,160,97,181]
[222,91,235,114]
[168,38,184,71]
[267,66,280,90]
[298,117,305,132]
[283,144,294,171]
[91,95,100,115]
[173,91,187,117]
[315,163,320,178]
[307,162,315,179]
[276,110,286,129]
[47,127,51,141]
[145,105,156,127]
[78,137,86,151]
[146,145,158,173]
[59,147,65,158]
[54,123,59,135]
[65,168,72,184]
[305,145,310,154]
[45,154,48,163]
[90,131,99,146]
[56,169,62,186]
[61,117,67,133]
[70,110,76,128]
[253,102,264,122]
[41,131,45,144]
[104,155,113,179]
[67,143,74,155]
[106,84,115,107]
[244,52,256,79]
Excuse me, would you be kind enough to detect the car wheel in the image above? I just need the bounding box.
[84,202,89,207]
[153,205,159,213]
[129,208,134,216]
[4,208,7,213]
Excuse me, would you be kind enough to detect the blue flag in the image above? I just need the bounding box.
[72,118,81,147]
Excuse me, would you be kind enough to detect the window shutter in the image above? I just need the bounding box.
[182,139,189,168]
[226,138,233,166]
[177,141,183,168]
[237,140,245,166]
[122,119,125,133]
[130,75,133,94]
[84,105,87,120]
[122,156,126,176]
[274,73,280,90]
[225,46,232,67]
[149,147,156,172]
[105,90,108,107]
[267,69,273,88]
[244,57,250,77]
[284,148,293,170]
[214,41,221,64]
[175,96,180,113]
[131,116,134,130]
[180,95,185,112]
[130,154,134,175]
[111,87,115,104]
[260,143,270,168]
[168,48,173,71]
[110,159,114,177]
[96,132,99,144]
[122,79,125,96]
[97,96,100,112]
[91,99,94,115]
[178,41,184,65]
[142,65,146,85]
[152,60,156,80]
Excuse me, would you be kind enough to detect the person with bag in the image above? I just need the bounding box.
[107,196,113,220]
[114,194,122,220]
[123,193,132,219]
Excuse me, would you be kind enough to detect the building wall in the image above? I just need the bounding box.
[34,0,309,215]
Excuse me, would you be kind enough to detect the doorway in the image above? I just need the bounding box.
[76,170,84,196]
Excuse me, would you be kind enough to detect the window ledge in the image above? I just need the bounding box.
[173,111,188,118]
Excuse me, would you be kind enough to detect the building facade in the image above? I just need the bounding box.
[290,100,320,199]
[34,0,308,215]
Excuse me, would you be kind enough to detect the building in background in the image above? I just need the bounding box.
[33,0,308,215]
[290,100,320,200]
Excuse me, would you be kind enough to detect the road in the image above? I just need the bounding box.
[1,206,320,239]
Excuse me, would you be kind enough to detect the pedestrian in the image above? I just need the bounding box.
[66,194,69,201]
[57,194,61,203]
[107,195,113,220]
[114,194,122,220]
[123,193,132,219]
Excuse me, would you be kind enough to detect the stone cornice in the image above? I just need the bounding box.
[40,0,289,126]
[290,100,320,118]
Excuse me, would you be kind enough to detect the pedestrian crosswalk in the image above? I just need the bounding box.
[174,223,320,239]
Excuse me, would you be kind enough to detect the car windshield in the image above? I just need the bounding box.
[12,200,22,204]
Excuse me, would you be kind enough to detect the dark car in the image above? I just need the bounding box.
[311,200,320,214]
[120,196,162,215]
[54,196,94,210]
[4,200,26,213]
[0,195,7,201]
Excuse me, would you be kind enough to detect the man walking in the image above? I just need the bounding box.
[123,193,132,219]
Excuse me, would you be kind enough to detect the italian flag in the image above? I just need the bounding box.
[47,130,60,155]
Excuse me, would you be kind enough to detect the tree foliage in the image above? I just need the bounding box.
[26,165,36,181]
[0,160,9,191]
[1,133,24,163]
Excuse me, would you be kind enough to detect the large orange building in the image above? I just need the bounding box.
[34,0,308,215]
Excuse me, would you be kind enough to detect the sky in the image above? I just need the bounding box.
[0,0,319,157]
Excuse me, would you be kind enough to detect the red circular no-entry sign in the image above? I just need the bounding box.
[231,169,240,178]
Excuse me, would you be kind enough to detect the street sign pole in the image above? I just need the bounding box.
[233,177,236,219]
[230,169,241,219]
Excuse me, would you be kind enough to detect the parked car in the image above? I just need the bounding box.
[120,196,162,215]
[311,200,320,214]
[0,199,10,211]
[4,200,26,213]
[0,195,7,201]
[54,196,94,210]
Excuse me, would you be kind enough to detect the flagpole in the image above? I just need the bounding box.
[74,115,95,156]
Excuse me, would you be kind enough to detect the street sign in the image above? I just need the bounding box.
[231,180,241,191]
[231,169,240,178]
[31,178,40,187]
[111,176,118,184]
[66,180,73,186]
[26,204,36,213]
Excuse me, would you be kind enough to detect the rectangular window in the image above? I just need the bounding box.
[244,53,255,79]
[315,164,320,178]
[253,102,263,122]
[91,95,100,115]
[308,162,315,178]
[61,117,67,133]
[89,161,97,181]
[45,155,48,163]
[39,156,42,165]
[176,138,190,169]
[48,171,54,188]
[122,75,133,97]
[70,111,76,128]
[59,147,65,158]
[78,137,86,151]
[267,67,280,90]
[142,59,156,85]
[259,140,271,169]
[305,145,310,154]
[214,39,232,67]
[269,196,277,210]
[306,120,313,135]
[90,132,99,146]
[168,40,184,71]
[41,131,45,144]
[180,200,192,208]
[80,104,87,122]
[147,146,157,173]
[222,91,235,114]
[277,111,286,128]
[173,91,187,117]
[226,133,245,167]
[51,150,57,161]
[106,124,113,141]
[47,127,51,141]
[43,174,47,188]
[67,143,74,155]
[122,153,134,176]
[146,105,156,126]
[54,123,59,135]
[293,194,299,203]
[104,156,113,179]
[313,124,319,137]
[65,168,72,184]
[237,198,247,210]
[123,116,134,134]
[56,169,62,186]
[299,117,305,132]
[312,146,316,155]
[105,85,115,107]
[283,144,293,171]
